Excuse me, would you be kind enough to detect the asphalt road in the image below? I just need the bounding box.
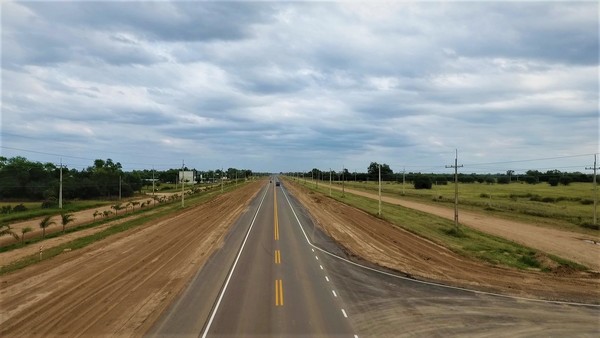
[150,179,356,337]
[150,179,600,337]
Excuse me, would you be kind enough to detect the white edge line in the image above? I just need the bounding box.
[279,186,600,308]
[201,185,270,338]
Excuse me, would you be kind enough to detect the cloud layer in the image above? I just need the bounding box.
[2,1,598,173]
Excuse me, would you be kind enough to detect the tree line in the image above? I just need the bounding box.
[0,156,255,203]
[289,162,596,189]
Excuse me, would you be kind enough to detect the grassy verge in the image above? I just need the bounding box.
[0,180,252,275]
[291,179,587,272]
[312,180,598,236]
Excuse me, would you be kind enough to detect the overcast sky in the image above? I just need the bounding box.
[1,1,598,174]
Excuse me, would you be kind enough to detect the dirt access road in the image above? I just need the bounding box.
[0,181,263,337]
[0,191,193,247]
[285,181,599,303]
[324,183,600,271]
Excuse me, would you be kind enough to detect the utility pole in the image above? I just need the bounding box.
[402,167,406,196]
[221,167,224,193]
[119,175,122,201]
[59,159,63,209]
[316,171,319,189]
[585,154,599,226]
[329,168,332,197]
[342,165,345,197]
[378,164,382,216]
[181,160,185,208]
[152,166,155,206]
[445,149,463,230]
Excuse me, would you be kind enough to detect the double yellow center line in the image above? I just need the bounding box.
[275,279,284,306]
[273,183,284,307]
[274,250,281,264]
[274,184,279,241]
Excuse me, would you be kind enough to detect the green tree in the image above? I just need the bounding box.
[0,223,19,241]
[39,215,56,239]
[367,162,393,181]
[111,204,124,215]
[60,213,75,233]
[21,227,32,245]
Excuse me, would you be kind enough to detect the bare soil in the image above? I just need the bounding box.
[0,182,263,337]
[0,192,189,247]
[286,182,600,304]
[328,184,600,271]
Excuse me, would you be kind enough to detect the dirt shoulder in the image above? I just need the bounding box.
[324,183,600,271]
[0,181,263,337]
[286,181,600,304]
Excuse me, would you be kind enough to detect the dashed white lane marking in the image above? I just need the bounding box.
[341,309,348,318]
[354,335,359,338]
[315,256,319,260]
[311,248,315,252]
[320,265,323,270]
[325,276,330,282]
[332,290,337,297]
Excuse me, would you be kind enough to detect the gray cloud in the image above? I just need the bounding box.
[2,1,598,173]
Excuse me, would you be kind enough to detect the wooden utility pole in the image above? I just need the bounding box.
[445,149,463,230]
[586,154,599,226]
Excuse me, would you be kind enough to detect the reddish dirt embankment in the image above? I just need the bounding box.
[286,182,600,304]
[0,181,263,337]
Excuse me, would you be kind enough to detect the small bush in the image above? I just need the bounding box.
[519,253,541,268]
[559,176,572,186]
[580,199,594,205]
[480,193,490,198]
[12,204,28,212]
[580,222,599,230]
[529,194,542,202]
[445,227,467,238]
[548,177,559,186]
[497,177,510,184]
[541,197,556,203]
[1,205,12,214]
[414,176,432,189]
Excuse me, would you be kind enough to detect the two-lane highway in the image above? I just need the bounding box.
[151,179,356,337]
[150,178,600,337]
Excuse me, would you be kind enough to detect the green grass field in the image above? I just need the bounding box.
[290,179,587,272]
[306,179,598,235]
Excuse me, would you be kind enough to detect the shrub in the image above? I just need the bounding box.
[580,199,594,205]
[413,176,432,189]
[548,177,559,186]
[1,205,12,214]
[541,197,556,203]
[480,193,490,198]
[13,204,28,212]
[497,176,510,184]
[559,176,572,186]
[524,176,538,184]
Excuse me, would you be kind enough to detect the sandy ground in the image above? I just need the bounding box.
[286,181,600,304]
[0,181,262,337]
[0,191,202,247]
[324,183,600,271]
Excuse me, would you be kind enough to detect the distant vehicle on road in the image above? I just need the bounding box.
[275,182,281,186]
